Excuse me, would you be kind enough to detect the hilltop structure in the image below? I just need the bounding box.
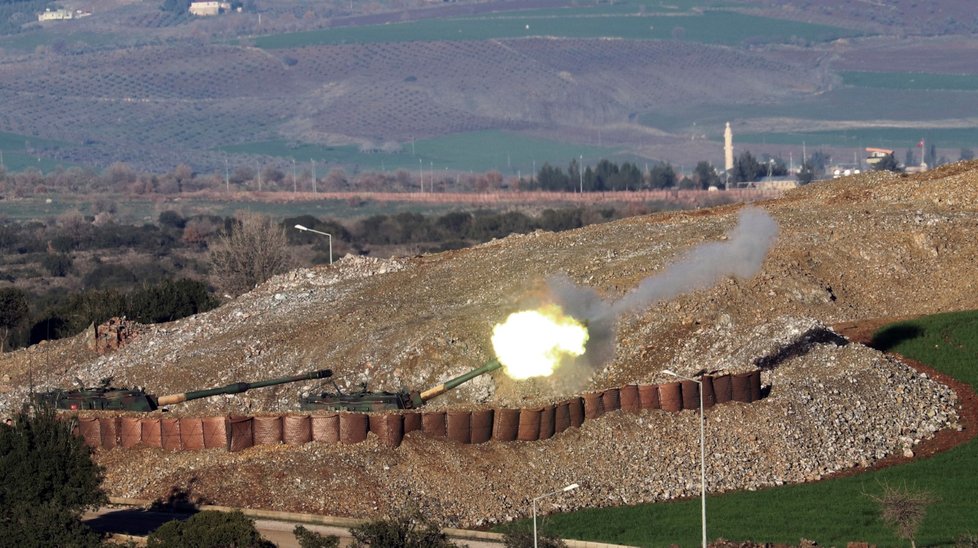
[724,122,734,174]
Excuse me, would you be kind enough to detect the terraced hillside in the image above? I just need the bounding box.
[2,0,975,175]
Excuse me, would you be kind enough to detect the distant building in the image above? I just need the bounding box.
[38,8,83,21]
[865,147,893,166]
[189,1,231,16]
[724,122,734,173]
[756,176,798,190]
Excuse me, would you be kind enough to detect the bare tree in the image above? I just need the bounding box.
[868,483,937,548]
[209,212,294,296]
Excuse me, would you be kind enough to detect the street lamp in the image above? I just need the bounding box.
[532,483,579,548]
[662,369,707,548]
[294,224,332,265]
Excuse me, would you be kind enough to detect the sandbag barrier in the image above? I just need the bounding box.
[72,371,764,452]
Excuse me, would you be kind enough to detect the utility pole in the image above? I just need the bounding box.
[311,159,317,193]
[579,155,584,193]
[224,155,230,192]
[292,158,297,192]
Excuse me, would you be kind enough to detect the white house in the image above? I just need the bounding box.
[189,1,231,16]
[38,8,74,21]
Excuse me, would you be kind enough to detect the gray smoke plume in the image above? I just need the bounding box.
[549,206,779,376]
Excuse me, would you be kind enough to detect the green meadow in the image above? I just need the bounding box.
[841,71,978,92]
[221,131,630,175]
[0,131,71,173]
[255,10,858,49]
[737,127,978,150]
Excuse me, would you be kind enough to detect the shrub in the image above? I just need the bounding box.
[209,212,293,296]
[868,483,937,548]
[146,510,274,548]
[41,253,73,277]
[293,524,340,548]
[0,287,29,352]
[128,278,217,324]
[348,508,457,548]
[82,263,138,289]
[0,408,107,547]
[502,528,567,548]
[158,210,186,229]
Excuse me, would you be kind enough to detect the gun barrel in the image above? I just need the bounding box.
[419,360,501,402]
[156,369,332,406]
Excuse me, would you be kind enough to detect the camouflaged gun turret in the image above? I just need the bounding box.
[299,360,500,412]
[33,369,333,411]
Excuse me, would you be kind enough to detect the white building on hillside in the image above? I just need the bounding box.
[38,8,81,21]
[189,1,231,16]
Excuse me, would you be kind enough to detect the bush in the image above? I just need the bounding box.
[128,278,217,324]
[348,508,457,548]
[868,483,937,548]
[0,408,107,547]
[158,210,186,229]
[41,253,73,277]
[502,528,568,548]
[209,213,293,296]
[82,263,138,289]
[147,510,274,548]
[0,287,29,352]
[293,524,340,548]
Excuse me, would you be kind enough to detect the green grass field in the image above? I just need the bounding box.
[0,131,74,173]
[501,310,978,546]
[255,10,858,49]
[737,127,978,150]
[841,71,978,92]
[0,195,479,223]
[220,131,631,175]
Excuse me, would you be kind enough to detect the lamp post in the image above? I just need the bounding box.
[663,369,706,548]
[532,483,579,548]
[294,224,332,265]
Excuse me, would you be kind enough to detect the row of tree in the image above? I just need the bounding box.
[0,202,660,351]
[0,151,822,199]
[1,279,217,350]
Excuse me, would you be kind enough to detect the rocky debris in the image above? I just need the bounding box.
[3,162,978,527]
[90,317,142,354]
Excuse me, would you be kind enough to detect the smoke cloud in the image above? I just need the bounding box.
[549,206,779,377]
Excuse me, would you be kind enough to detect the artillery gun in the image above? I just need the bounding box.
[300,360,500,412]
[33,369,333,412]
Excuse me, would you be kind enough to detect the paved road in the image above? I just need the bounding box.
[83,506,504,547]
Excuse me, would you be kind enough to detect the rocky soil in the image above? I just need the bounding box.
[3,162,978,527]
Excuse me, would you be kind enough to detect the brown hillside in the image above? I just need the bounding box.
[2,163,977,525]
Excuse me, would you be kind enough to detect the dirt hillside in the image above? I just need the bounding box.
[2,162,977,525]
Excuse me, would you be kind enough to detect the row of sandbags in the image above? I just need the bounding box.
[75,371,763,451]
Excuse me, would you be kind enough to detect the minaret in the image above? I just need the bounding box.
[724,122,734,173]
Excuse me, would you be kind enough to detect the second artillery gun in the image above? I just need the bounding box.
[300,360,500,412]
[33,369,333,412]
